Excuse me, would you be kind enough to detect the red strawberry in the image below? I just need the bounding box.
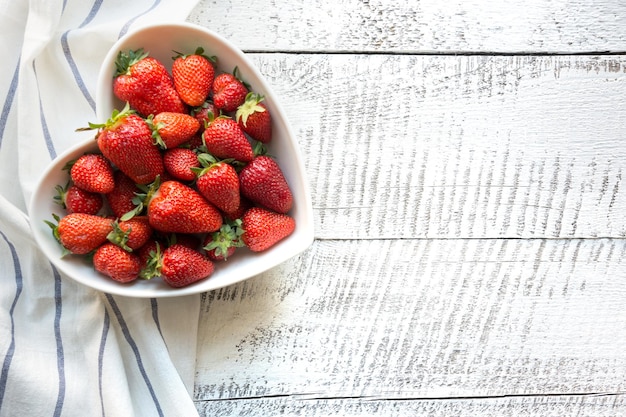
[148,112,200,149]
[212,69,248,112]
[172,47,216,107]
[202,219,244,261]
[194,154,240,214]
[107,216,152,252]
[241,207,295,252]
[236,93,272,143]
[55,183,103,215]
[67,154,115,193]
[105,171,141,219]
[239,155,293,214]
[84,103,164,185]
[142,244,214,288]
[192,101,219,131]
[147,180,222,234]
[113,49,186,117]
[202,117,254,162]
[163,147,200,182]
[46,213,113,255]
[93,242,141,283]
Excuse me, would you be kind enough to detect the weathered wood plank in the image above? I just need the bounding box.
[195,394,625,417]
[188,0,626,53]
[194,238,626,403]
[242,53,626,239]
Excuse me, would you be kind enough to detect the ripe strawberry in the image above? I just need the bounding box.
[107,216,152,252]
[55,183,103,215]
[212,69,248,112]
[203,219,244,261]
[163,147,200,182]
[241,207,295,252]
[202,117,254,162]
[84,103,164,185]
[113,48,186,117]
[236,93,272,143]
[46,213,113,255]
[93,242,141,283]
[192,101,219,131]
[147,180,222,234]
[239,155,293,214]
[142,244,214,288]
[105,171,141,219]
[148,112,200,149]
[67,154,115,193]
[172,47,216,107]
[194,154,240,213]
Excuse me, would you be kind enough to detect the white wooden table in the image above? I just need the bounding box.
[188,1,626,415]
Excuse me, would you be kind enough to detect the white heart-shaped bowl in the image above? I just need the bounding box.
[29,22,314,298]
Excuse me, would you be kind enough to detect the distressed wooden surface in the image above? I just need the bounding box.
[189,1,626,416]
[194,240,626,407]
[188,0,626,53]
[195,395,624,417]
[246,53,626,240]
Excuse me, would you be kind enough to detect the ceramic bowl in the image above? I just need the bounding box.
[29,22,314,297]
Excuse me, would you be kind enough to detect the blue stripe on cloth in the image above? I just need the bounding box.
[0,59,21,150]
[118,0,162,38]
[32,63,57,160]
[0,231,24,413]
[104,294,164,417]
[60,0,104,112]
[150,298,163,339]
[51,265,65,417]
[98,308,110,417]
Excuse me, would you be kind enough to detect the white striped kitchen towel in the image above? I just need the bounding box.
[0,0,204,416]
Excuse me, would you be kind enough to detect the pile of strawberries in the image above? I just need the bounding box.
[46,47,295,288]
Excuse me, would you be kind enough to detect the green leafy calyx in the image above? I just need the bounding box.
[114,48,149,77]
[235,92,265,127]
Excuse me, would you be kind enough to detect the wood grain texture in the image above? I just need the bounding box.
[195,395,625,417]
[188,0,626,53]
[194,239,626,405]
[241,53,626,239]
[187,3,626,416]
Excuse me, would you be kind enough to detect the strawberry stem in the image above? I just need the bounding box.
[140,242,163,280]
[76,102,134,132]
[53,182,69,209]
[145,114,167,149]
[44,214,71,257]
[120,175,161,221]
[192,153,236,177]
[106,220,133,252]
[172,47,217,64]
[203,219,244,260]
[114,48,149,77]
[235,92,265,126]
[252,141,267,157]
[232,66,251,90]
